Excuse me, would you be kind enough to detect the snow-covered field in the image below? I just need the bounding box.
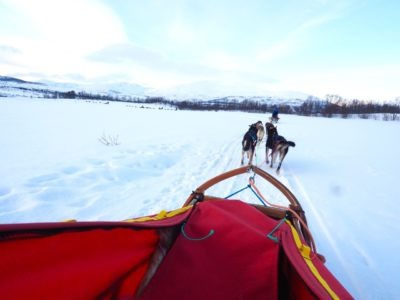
[1,97,399,299]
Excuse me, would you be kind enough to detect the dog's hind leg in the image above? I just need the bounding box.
[276,148,288,174]
[276,158,283,174]
[270,145,280,169]
[241,139,247,165]
[248,150,254,165]
[270,150,275,168]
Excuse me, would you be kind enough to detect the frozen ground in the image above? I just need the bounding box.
[1,98,399,299]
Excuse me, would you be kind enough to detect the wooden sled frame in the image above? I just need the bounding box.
[184,164,317,254]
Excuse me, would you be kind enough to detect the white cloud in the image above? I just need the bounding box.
[255,11,339,63]
[166,21,196,46]
[0,0,127,80]
[5,0,126,49]
[280,65,400,101]
[1,0,398,101]
[201,52,245,72]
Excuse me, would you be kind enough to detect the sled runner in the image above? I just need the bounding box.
[0,165,353,299]
[270,115,280,123]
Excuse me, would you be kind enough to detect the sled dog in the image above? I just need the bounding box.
[265,122,278,163]
[270,135,295,174]
[256,125,265,146]
[241,122,263,165]
[269,116,279,124]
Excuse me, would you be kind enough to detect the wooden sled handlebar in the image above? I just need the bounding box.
[184,165,302,211]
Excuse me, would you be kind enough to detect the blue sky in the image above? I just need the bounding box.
[1,0,399,100]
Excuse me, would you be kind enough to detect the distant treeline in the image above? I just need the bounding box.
[41,90,400,120]
[297,98,400,117]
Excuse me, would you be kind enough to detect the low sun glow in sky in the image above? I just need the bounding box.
[1,0,399,100]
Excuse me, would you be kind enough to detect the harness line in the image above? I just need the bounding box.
[224,185,251,199]
[222,176,315,250]
[248,179,317,253]
[267,217,287,243]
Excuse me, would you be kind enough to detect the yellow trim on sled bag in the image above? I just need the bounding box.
[125,205,193,223]
[286,221,339,300]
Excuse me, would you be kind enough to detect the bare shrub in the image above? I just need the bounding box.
[98,132,120,146]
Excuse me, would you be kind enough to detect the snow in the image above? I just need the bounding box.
[1,97,399,299]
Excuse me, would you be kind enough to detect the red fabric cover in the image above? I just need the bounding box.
[280,254,318,299]
[0,200,353,299]
[139,200,281,300]
[278,225,354,299]
[0,227,158,300]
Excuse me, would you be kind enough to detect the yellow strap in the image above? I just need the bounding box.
[286,221,340,300]
[125,205,193,223]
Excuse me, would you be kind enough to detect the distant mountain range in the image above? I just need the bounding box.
[0,75,314,106]
[0,75,147,99]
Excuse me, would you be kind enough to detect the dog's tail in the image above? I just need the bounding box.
[287,141,295,147]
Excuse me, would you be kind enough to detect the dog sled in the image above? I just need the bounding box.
[270,116,280,123]
[0,165,352,299]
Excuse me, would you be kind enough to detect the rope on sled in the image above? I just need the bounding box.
[224,177,267,207]
[222,176,315,251]
[267,217,287,243]
[224,185,251,199]
[248,183,268,207]
[248,178,317,254]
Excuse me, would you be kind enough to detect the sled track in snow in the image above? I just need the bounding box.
[282,168,362,297]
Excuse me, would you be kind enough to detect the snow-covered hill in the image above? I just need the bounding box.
[0,75,310,105]
[146,79,309,104]
[0,75,147,99]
